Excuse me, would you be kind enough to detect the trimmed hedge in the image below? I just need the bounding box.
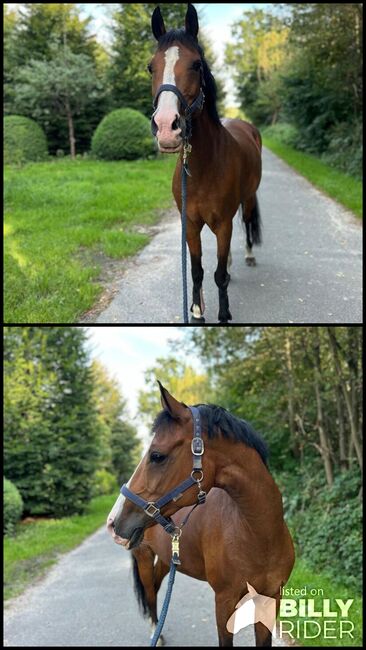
[4,478,23,535]
[4,115,48,165]
[91,108,156,160]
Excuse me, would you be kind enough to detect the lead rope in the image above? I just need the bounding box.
[181,142,191,324]
[150,559,177,647]
[150,500,201,647]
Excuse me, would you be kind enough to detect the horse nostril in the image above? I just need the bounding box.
[151,116,158,136]
[172,116,180,131]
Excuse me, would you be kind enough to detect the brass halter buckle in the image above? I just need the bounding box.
[183,142,192,166]
[171,528,182,565]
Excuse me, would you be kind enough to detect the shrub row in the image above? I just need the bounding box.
[4,108,156,164]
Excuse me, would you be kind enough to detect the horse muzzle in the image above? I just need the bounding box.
[158,140,183,154]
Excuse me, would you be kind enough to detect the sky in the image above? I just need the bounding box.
[85,326,202,448]
[86,325,190,412]
[77,3,268,106]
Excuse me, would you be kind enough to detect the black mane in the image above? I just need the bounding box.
[152,403,268,467]
[156,29,221,126]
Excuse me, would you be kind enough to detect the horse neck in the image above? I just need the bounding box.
[184,107,224,176]
[211,439,283,530]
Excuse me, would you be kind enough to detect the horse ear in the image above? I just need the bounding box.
[185,3,199,40]
[152,6,166,41]
[157,380,189,420]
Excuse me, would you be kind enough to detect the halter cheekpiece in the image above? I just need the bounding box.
[120,406,206,563]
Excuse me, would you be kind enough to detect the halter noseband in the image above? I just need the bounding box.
[120,406,206,538]
[151,83,205,143]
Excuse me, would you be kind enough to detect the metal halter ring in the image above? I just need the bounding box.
[191,469,203,482]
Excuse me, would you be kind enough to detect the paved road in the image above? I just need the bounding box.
[84,147,362,324]
[4,526,288,647]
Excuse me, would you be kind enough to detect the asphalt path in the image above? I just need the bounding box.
[4,526,288,647]
[87,147,362,324]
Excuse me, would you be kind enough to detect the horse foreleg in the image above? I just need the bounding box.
[254,622,272,647]
[187,218,205,323]
[254,591,280,647]
[214,220,233,323]
[215,591,235,646]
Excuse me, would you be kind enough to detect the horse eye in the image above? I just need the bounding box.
[191,60,202,71]
[150,451,167,464]
[147,63,153,75]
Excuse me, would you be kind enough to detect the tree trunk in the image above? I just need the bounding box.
[65,99,76,159]
[335,384,347,471]
[327,327,363,474]
[310,327,333,486]
[284,332,300,458]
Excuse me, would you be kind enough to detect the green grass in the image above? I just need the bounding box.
[263,137,362,219]
[279,557,362,646]
[4,494,116,601]
[4,156,177,323]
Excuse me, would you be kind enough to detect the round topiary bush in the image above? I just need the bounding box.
[4,115,48,165]
[91,108,156,160]
[4,478,23,535]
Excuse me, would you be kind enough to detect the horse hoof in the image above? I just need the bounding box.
[190,315,205,324]
[245,256,256,267]
[218,310,232,323]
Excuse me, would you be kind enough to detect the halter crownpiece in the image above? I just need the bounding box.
[120,406,206,549]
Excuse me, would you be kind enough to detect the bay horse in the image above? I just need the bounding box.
[107,382,295,646]
[149,4,262,324]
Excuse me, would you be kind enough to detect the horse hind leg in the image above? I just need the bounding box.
[242,195,262,267]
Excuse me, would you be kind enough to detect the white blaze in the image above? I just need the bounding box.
[155,46,180,117]
[106,457,144,528]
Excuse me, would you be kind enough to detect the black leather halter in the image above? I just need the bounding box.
[151,83,205,140]
[120,406,206,536]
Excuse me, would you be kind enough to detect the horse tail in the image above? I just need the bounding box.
[242,195,262,247]
[131,554,149,618]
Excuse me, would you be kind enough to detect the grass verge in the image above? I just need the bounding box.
[262,137,362,219]
[4,156,177,323]
[4,494,116,601]
[279,557,362,646]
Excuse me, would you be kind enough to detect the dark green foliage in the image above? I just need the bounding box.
[4,478,24,535]
[4,327,101,517]
[91,108,156,160]
[4,4,108,154]
[110,420,142,486]
[226,4,362,178]
[321,120,363,179]
[261,122,299,147]
[4,115,48,164]
[288,469,362,593]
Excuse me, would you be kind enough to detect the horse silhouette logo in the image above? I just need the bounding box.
[226,583,277,637]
